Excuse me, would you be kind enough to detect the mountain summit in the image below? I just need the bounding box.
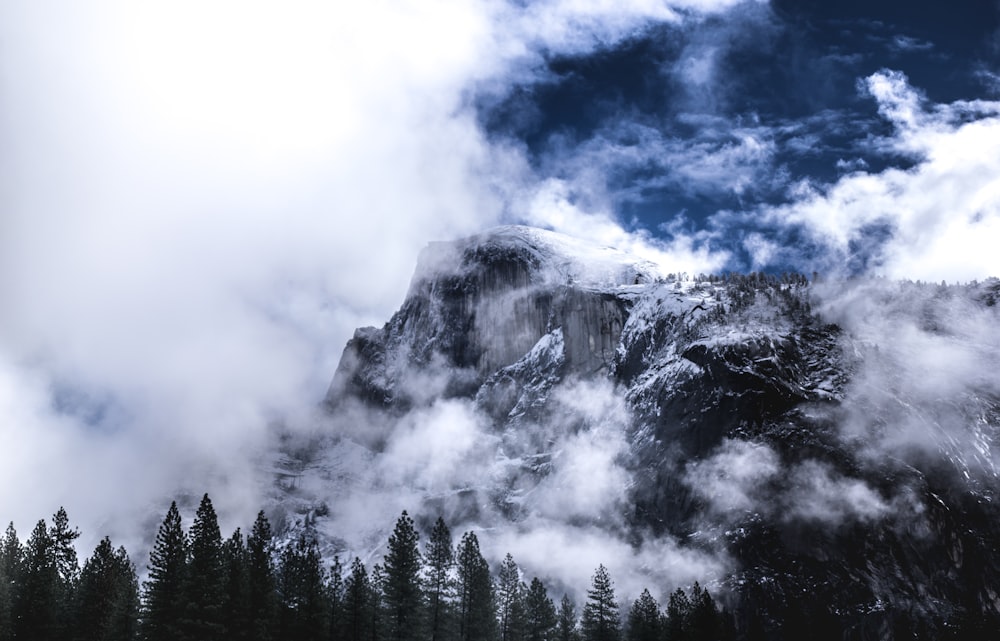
[280,226,1000,639]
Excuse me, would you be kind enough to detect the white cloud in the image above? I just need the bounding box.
[379,400,492,492]
[0,0,746,550]
[761,70,1000,280]
[490,521,728,605]
[783,461,888,525]
[815,279,1000,479]
[523,178,728,275]
[684,439,780,517]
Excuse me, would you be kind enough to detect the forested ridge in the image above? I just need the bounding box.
[0,497,733,641]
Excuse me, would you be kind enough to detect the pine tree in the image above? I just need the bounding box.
[50,508,80,585]
[382,511,423,641]
[14,519,59,641]
[687,583,719,641]
[424,517,455,641]
[222,527,250,641]
[524,578,556,641]
[0,523,20,641]
[277,536,330,641]
[344,557,372,641]
[0,563,9,641]
[246,511,277,641]
[49,506,80,638]
[75,537,139,641]
[664,588,690,641]
[580,565,619,641]
[142,501,188,641]
[455,532,495,641]
[0,523,21,579]
[497,554,522,641]
[556,594,578,641]
[508,582,528,641]
[184,493,226,640]
[329,555,346,640]
[625,590,660,641]
[370,564,386,641]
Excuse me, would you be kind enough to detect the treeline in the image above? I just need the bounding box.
[0,497,734,641]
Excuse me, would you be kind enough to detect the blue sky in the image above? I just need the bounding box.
[476,0,1000,273]
[1,0,1000,545]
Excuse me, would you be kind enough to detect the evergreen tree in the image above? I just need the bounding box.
[0,523,21,581]
[142,501,188,641]
[523,578,556,641]
[50,507,80,585]
[246,511,277,641]
[625,590,660,641]
[222,527,250,641]
[382,511,423,641]
[455,532,495,641]
[184,493,226,640]
[508,582,528,641]
[0,563,9,641]
[580,565,619,641]
[0,523,20,641]
[424,517,455,641]
[344,557,372,641]
[687,583,718,641]
[370,564,386,641]
[49,506,80,638]
[329,555,346,641]
[556,595,578,641]
[75,537,139,641]
[497,554,522,641]
[664,588,690,641]
[14,519,59,641]
[277,536,330,641]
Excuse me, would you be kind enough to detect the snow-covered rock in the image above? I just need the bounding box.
[275,226,1000,638]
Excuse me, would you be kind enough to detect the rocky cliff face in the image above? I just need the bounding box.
[326,227,642,409]
[291,226,1000,640]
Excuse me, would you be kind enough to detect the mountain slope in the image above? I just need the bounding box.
[281,226,1000,639]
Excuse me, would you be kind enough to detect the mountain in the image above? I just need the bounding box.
[275,225,1000,640]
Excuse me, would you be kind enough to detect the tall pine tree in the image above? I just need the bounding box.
[625,589,660,641]
[142,501,188,641]
[524,578,556,641]
[382,511,423,641]
[0,562,9,641]
[580,565,619,641]
[329,555,346,641]
[369,564,386,641]
[0,523,20,641]
[222,527,250,641]
[49,506,80,639]
[15,519,59,641]
[277,536,329,641]
[556,595,579,641]
[424,517,454,641]
[664,588,690,641]
[246,511,277,641]
[497,554,521,641]
[455,532,495,641]
[184,493,226,640]
[344,557,372,641]
[75,537,139,641]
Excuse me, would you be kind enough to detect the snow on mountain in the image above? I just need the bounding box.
[269,225,1000,637]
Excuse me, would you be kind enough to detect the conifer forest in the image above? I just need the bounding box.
[0,496,732,641]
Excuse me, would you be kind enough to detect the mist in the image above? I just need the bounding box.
[0,0,736,557]
[2,2,1000,616]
